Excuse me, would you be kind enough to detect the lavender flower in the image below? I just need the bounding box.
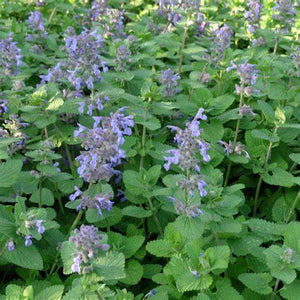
[0,100,8,114]
[77,94,109,115]
[69,225,109,274]
[219,140,250,159]
[156,0,200,25]
[273,0,296,33]
[115,45,132,72]
[213,24,233,62]
[40,29,107,94]
[28,11,46,32]
[74,108,134,183]
[177,175,208,197]
[164,108,210,172]
[0,33,22,76]
[190,270,199,277]
[226,61,258,96]
[6,240,15,251]
[25,235,33,247]
[160,69,181,98]
[35,220,46,234]
[245,0,261,34]
[169,196,203,218]
[69,187,113,215]
[239,104,255,117]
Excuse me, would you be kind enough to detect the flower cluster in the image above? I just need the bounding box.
[77,94,109,115]
[0,33,22,76]
[156,0,201,25]
[177,175,208,197]
[69,186,113,215]
[169,196,203,218]
[196,13,209,37]
[273,0,296,33]
[41,28,107,95]
[115,45,132,72]
[86,1,125,38]
[244,0,261,34]
[239,104,255,117]
[226,60,258,96]
[219,140,250,159]
[27,11,46,33]
[69,225,109,274]
[164,108,210,217]
[74,108,134,183]
[203,24,232,65]
[164,108,210,172]
[160,69,181,98]
[213,24,232,60]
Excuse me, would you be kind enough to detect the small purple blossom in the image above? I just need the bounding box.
[219,140,250,159]
[35,220,46,234]
[0,100,8,114]
[191,270,199,277]
[169,196,203,218]
[25,235,33,247]
[239,104,255,117]
[6,240,15,251]
[160,69,181,98]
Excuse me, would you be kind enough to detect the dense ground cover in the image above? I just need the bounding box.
[0,0,299,299]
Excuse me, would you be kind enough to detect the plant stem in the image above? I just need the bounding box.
[224,91,244,187]
[253,126,279,216]
[273,37,279,55]
[178,26,188,75]
[285,191,300,223]
[140,99,150,172]
[184,169,191,206]
[147,197,164,237]
[271,279,280,300]
[38,177,43,208]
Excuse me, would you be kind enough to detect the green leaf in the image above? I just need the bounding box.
[122,206,152,218]
[120,259,143,285]
[205,245,230,272]
[289,153,300,165]
[247,219,285,237]
[238,273,273,295]
[177,273,213,292]
[145,165,161,185]
[123,235,145,258]
[2,244,43,270]
[208,94,235,115]
[123,170,147,195]
[280,280,300,300]
[258,100,275,121]
[0,159,22,187]
[262,168,296,187]
[93,251,125,281]
[35,285,64,300]
[146,240,173,257]
[251,129,279,142]
[61,241,77,275]
[174,215,204,241]
[29,188,55,206]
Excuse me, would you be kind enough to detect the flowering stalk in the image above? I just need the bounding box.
[224,89,244,187]
[178,25,188,74]
[253,125,279,216]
